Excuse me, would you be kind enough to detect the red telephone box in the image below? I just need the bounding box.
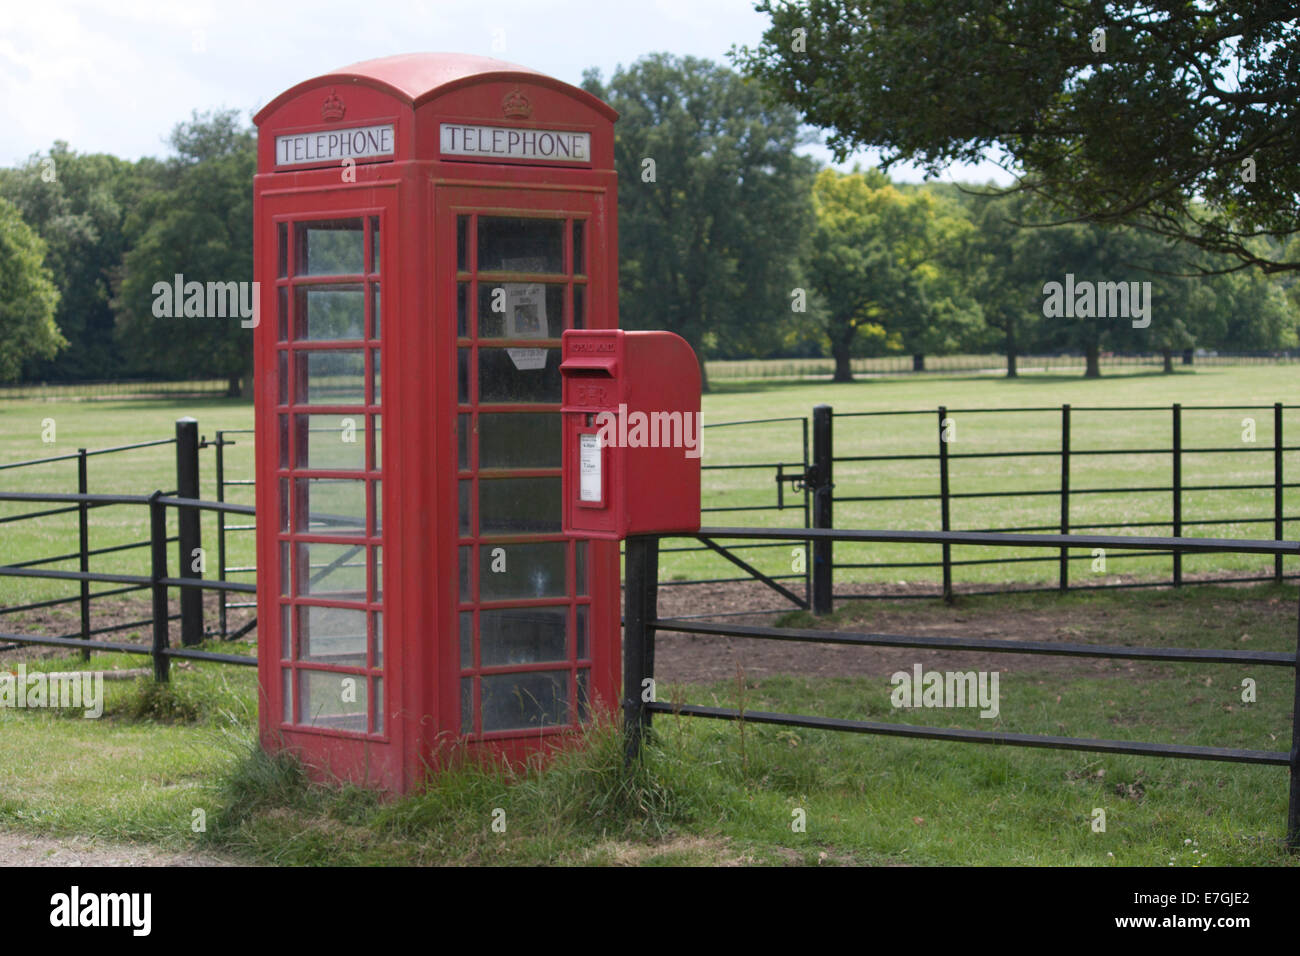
[252,53,620,792]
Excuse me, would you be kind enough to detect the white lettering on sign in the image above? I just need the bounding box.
[276,125,395,166]
[579,434,602,503]
[440,123,590,163]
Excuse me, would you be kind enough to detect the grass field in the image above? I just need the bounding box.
[0,583,1295,865]
[0,364,1296,608]
[0,362,1297,865]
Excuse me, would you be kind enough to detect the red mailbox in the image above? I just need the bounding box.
[252,53,621,792]
[561,330,702,540]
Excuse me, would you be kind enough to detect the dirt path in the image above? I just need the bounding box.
[0,829,246,867]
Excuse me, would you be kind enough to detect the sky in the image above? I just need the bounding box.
[0,0,1012,184]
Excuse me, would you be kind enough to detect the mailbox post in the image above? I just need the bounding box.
[253,53,621,791]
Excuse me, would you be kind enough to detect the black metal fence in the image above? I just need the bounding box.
[801,402,1300,609]
[622,528,1300,847]
[0,489,256,678]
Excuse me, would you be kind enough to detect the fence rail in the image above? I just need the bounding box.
[0,490,256,678]
[622,528,1300,847]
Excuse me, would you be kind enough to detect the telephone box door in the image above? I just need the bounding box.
[437,184,619,750]
[255,184,401,782]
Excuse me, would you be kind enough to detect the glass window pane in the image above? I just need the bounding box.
[283,668,293,723]
[460,612,473,668]
[479,608,568,666]
[296,541,367,599]
[477,217,563,273]
[456,215,469,272]
[459,480,472,535]
[476,283,564,338]
[296,414,364,470]
[479,541,567,600]
[296,285,364,340]
[478,347,560,404]
[461,677,473,734]
[296,219,363,275]
[298,605,367,666]
[457,282,469,337]
[295,478,366,535]
[277,351,288,404]
[478,413,560,468]
[371,612,383,667]
[278,286,288,341]
[372,678,383,734]
[573,284,585,330]
[370,284,381,339]
[277,222,288,278]
[458,348,471,404]
[572,220,585,275]
[298,668,367,732]
[371,546,382,601]
[481,671,569,732]
[459,545,472,601]
[371,349,381,404]
[281,604,291,659]
[373,479,382,534]
[458,413,470,470]
[577,605,589,659]
[298,351,365,405]
[369,217,380,273]
[479,477,561,535]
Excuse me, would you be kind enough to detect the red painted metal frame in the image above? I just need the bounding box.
[254,54,619,792]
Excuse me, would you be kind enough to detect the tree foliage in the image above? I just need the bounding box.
[582,54,817,388]
[736,1,1300,273]
[0,197,64,382]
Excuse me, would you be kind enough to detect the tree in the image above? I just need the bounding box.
[0,143,138,380]
[0,198,64,382]
[735,1,1300,273]
[582,54,817,389]
[807,167,978,381]
[114,110,256,395]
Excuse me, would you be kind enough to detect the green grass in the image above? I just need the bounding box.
[1,364,1296,606]
[0,584,1295,864]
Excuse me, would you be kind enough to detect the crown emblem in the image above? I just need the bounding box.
[502,87,532,119]
[321,88,346,122]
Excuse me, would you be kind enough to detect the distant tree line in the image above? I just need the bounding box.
[0,47,1296,391]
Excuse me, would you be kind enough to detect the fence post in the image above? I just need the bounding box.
[1275,403,1285,585]
[215,430,228,640]
[1289,588,1300,849]
[938,406,953,603]
[77,448,91,661]
[1172,403,1182,587]
[811,404,834,615]
[150,491,170,683]
[623,534,659,767]
[175,417,203,646]
[1060,405,1070,592]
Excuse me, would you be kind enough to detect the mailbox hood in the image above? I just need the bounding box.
[254,52,618,125]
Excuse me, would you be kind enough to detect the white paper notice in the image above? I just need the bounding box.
[502,279,548,371]
[579,434,602,503]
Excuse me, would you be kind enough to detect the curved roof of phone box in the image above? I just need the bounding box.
[254,51,618,125]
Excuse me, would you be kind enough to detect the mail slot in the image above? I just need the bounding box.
[561,329,702,539]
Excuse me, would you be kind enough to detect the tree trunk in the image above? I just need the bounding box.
[912,353,925,372]
[1084,343,1101,379]
[226,373,242,398]
[831,338,854,383]
[1182,348,1194,366]
[1162,349,1174,374]
[698,353,710,393]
